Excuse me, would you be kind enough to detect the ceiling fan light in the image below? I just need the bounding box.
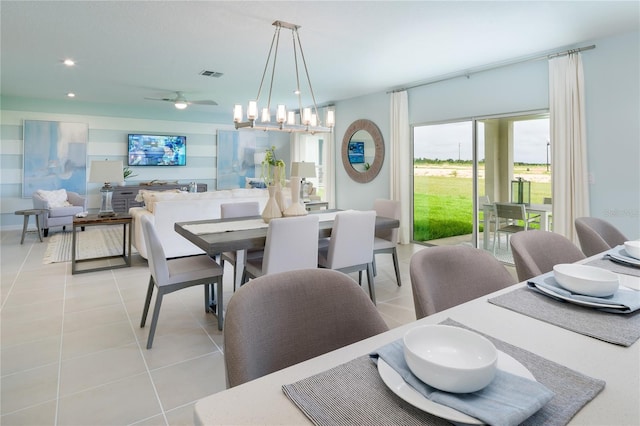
[174,101,188,109]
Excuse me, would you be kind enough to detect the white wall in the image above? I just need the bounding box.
[332,31,639,238]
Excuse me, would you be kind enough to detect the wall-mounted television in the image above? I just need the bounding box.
[128,134,186,166]
[348,141,365,164]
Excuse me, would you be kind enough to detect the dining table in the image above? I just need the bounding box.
[174,209,400,291]
[193,250,640,426]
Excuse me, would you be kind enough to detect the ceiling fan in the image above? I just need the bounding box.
[144,91,218,109]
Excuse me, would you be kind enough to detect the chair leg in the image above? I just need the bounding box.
[146,289,165,349]
[366,263,376,305]
[43,228,49,237]
[391,248,402,286]
[205,284,211,314]
[216,277,224,331]
[140,277,155,327]
[372,256,377,276]
[358,270,362,285]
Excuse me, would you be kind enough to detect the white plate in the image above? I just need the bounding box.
[378,350,534,425]
[534,283,629,310]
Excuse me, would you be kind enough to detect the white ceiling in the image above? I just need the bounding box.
[1,1,638,123]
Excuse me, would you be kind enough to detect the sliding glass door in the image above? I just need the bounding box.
[413,112,550,261]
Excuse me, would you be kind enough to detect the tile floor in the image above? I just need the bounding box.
[1,227,428,426]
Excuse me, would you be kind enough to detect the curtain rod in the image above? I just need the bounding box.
[388,44,596,93]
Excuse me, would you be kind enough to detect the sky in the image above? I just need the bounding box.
[413,118,550,164]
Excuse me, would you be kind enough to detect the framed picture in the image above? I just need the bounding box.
[22,120,88,198]
[348,141,365,164]
[216,130,268,190]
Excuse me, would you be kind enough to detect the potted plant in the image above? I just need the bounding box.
[121,166,137,186]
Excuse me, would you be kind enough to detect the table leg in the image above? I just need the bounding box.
[20,215,28,244]
[35,214,43,242]
[72,224,78,274]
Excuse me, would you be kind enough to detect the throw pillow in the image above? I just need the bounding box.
[37,189,71,208]
[245,177,266,189]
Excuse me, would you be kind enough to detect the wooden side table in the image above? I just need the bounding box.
[15,209,46,244]
[72,213,132,274]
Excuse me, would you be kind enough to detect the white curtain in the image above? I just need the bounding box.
[390,91,411,244]
[548,53,589,244]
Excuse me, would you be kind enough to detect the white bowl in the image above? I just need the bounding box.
[624,240,640,260]
[553,264,619,297]
[403,325,497,393]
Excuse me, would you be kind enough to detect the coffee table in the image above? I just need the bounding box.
[15,209,46,244]
[71,213,132,274]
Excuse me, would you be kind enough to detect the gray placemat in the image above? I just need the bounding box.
[489,287,640,346]
[282,319,605,426]
[585,256,640,277]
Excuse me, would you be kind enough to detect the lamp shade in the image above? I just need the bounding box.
[291,162,316,178]
[89,160,123,184]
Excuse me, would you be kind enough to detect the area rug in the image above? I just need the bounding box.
[43,226,135,264]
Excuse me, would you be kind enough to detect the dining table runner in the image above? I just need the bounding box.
[583,246,640,277]
[282,319,605,426]
[181,211,339,235]
[489,286,640,346]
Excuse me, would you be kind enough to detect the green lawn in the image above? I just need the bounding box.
[414,168,551,242]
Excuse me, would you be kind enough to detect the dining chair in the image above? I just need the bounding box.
[510,230,586,282]
[409,245,516,319]
[372,199,402,287]
[224,268,389,387]
[318,210,377,304]
[493,202,536,254]
[575,216,629,257]
[139,215,224,349]
[242,215,319,282]
[219,201,262,291]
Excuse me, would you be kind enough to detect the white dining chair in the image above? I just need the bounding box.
[220,201,262,291]
[372,199,401,286]
[242,215,319,282]
[318,210,377,304]
[139,215,224,349]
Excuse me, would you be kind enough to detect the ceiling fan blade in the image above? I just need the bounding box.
[189,100,218,106]
[144,97,174,102]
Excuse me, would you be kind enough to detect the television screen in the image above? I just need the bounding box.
[128,134,186,166]
[348,141,365,164]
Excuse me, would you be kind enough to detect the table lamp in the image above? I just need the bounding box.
[89,160,123,217]
[291,162,316,200]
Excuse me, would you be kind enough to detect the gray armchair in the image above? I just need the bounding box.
[32,190,86,237]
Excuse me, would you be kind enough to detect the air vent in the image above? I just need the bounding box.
[200,70,223,78]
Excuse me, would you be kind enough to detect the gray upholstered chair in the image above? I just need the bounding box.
[224,268,389,387]
[139,215,224,348]
[510,230,586,282]
[242,215,319,282]
[372,199,402,286]
[219,201,261,290]
[318,210,377,303]
[575,217,628,257]
[409,245,516,319]
[32,189,86,236]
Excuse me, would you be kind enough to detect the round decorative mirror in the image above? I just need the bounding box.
[341,119,384,183]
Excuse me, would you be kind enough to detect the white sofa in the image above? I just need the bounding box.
[130,188,278,259]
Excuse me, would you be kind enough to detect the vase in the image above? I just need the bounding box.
[283,177,307,217]
[262,185,283,223]
[272,167,286,213]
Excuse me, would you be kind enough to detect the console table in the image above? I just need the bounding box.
[112,183,207,213]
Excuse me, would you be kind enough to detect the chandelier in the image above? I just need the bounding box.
[233,20,335,134]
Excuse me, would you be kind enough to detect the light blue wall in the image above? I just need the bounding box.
[2,32,638,236]
[332,31,639,238]
[0,111,289,228]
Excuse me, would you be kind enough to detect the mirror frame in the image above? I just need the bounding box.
[341,119,384,183]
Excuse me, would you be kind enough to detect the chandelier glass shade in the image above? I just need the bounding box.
[233,20,334,134]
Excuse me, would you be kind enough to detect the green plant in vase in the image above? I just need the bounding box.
[123,166,138,180]
[261,146,285,186]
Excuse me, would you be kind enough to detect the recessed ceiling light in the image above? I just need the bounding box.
[63,59,75,66]
[67,92,76,98]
